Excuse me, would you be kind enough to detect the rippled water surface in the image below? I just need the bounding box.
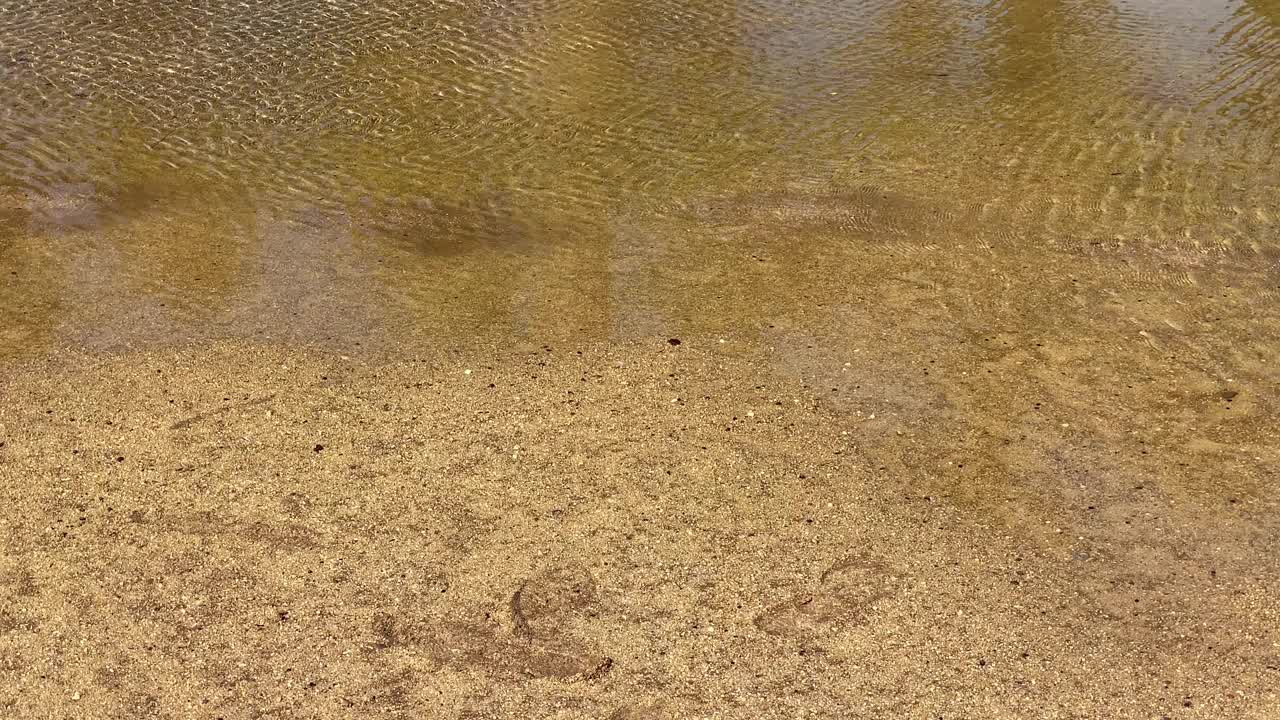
[6,0,1280,207]
[2,0,1279,350]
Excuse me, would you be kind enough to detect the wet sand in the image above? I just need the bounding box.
[3,178,1280,719]
[3,179,1280,719]
[2,331,1278,717]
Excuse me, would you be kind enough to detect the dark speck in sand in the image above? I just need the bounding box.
[314,444,325,452]
[668,338,681,346]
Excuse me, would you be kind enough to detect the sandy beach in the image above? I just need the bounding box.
[2,335,1277,718]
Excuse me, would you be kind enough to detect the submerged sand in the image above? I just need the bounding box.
[1,339,1276,718]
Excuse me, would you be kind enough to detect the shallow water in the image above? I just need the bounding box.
[3,0,1279,486]
[3,0,1279,228]
[3,1,1278,443]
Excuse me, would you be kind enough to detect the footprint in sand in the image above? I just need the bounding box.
[753,554,901,636]
[507,565,613,679]
[365,565,611,681]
